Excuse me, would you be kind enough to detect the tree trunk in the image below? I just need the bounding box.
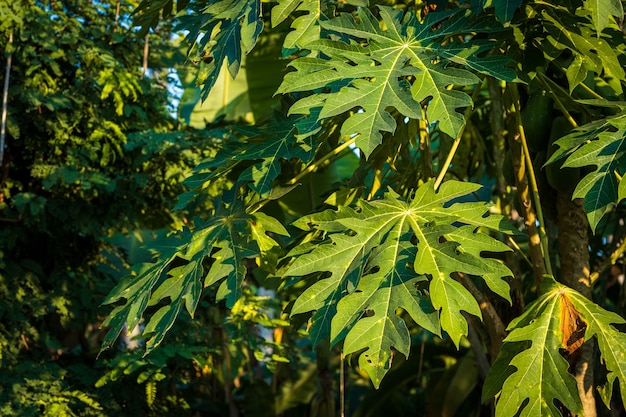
[1,32,13,169]
[556,194,596,417]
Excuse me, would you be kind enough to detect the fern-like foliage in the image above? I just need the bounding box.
[546,110,626,231]
[100,189,288,354]
[285,180,515,386]
[177,0,263,100]
[484,276,626,415]
[278,7,515,157]
[182,115,315,199]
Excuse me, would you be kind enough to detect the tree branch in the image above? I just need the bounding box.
[1,32,13,168]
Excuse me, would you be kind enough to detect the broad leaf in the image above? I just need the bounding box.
[178,116,314,206]
[486,276,626,415]
[272,0,323,51]
[541,8,624,91]
[565,286,626,409]
[278,7,514,157]
[582,0,624,35]
[101,192,287,354]
[491,0,522,23]
[179,0,263,100]
[236,118,315,196]
[484,278,582,416]
[546,111,626,232]
[285,180,515,386]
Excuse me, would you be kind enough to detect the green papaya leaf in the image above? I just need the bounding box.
[278,6,514,157]
[487,276,626,415]
[582,0,624,35]
[285,180,515,386]
[545,111,626,232]
[179,0,263,100]
[100,192,287,355]
[483,277,582,416]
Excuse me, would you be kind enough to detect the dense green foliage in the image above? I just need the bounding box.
[0,1,218,414]
[3,0,626,415]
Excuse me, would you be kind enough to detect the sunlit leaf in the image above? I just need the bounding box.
[285,180,515,386]
[278,7,514,157]
[546,112,626,231]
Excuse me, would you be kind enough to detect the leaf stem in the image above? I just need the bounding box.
[590,237,626,284]
[551,61,604,101]
[536,72,579,128]
[508,83,554,278]
[286,135,357,186]
[247,136,357,214]
[434,80,484,190]
[537,72,578,127]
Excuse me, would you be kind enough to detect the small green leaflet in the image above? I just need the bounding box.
[100,193,288,355]
[180,0,263,100]
[284,180,515,387]
[582,0,624,35]
[278,6,514,158]
[545,111,626,232]
[484,276,626,416]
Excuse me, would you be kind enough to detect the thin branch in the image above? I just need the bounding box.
[507,83,553,281]
[434,79,484,190]
[0,216,23,223]
[142,33,149,78]
[590,237,626,284]
[114,0,121,29]
[287,135,357,186]
[1,32,13,168]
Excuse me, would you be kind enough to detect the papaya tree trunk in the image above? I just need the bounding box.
[506,91,547,286]
[556,194,596,417]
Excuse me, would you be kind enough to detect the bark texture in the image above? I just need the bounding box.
[556,194,596,417]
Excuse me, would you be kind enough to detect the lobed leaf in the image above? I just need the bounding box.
[278,6,514,157]
[100,193,287,355]
[285,180,515,386]
[179,0,263,100]
[546,111,626,232]
[484,278,582,416]
[582,0,624,35]
[565,287,626,409]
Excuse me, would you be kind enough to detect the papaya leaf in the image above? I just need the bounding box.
[483,277,583,416]
[541,9,624,91]
[278,6,514,157]
[491,0,522,23]
[582,0,624,35]
[179,116,314,205]
[236,117,315,196]
[545,112,626,232]
[333,230,437,388]
[565,286,626,409]
[100,192,287,355]
[178,0,263,100]
[285,180,515,386]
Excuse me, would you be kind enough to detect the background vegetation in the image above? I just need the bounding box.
[2,0,626,416]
